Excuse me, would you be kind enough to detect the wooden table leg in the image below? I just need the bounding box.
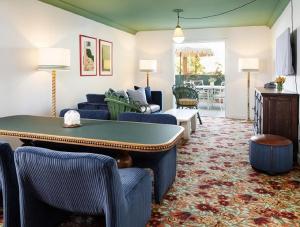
[116,152,133,168]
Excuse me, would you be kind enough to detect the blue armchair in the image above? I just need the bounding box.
[14,147,152,227]
[118,112,177,203]
[0,141,20,227]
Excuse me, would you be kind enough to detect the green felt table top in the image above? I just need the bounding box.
[0,115,184,152]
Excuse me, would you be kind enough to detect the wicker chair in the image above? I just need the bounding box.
[104,90,145,120]
[172,84,202,124]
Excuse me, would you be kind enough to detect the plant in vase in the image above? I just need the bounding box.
[275,75,286,91]
[208,77,217,86]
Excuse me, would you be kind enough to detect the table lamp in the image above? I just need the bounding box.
[38,48,70,117]
[139,60,157,87]
[239,58,259,121]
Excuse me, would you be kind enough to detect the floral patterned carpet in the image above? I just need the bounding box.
[0,117,299,226]
[148,117,300,226]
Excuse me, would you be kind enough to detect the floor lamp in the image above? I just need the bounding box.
[38,48,70,117]
[238,58,259,121]
[139,60,157,87]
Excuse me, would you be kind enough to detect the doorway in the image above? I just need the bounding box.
[174,41,226,117]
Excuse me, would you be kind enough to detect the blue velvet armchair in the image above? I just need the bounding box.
[118,112,177,203]
[14,146,152,227]
[0,141,20,227]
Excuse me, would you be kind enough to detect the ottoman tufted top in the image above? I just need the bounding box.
[250,134,292,146]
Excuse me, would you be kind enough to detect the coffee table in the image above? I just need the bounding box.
[165,109,198,139]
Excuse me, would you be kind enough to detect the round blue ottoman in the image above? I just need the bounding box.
[249,134,293,175]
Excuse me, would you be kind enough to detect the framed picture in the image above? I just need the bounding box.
[99,40,113,76]
[79,35,97,76]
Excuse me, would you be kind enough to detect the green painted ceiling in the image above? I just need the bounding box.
[39,0,290,34]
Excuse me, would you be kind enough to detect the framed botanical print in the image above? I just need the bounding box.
[99,40,113,76]
[79,35,97,76]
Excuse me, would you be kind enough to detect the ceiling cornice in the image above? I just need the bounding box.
[39,0,137,34]
[39,0,290,34]
[267,0,290,27]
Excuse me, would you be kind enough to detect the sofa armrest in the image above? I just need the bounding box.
[150,91,162,110]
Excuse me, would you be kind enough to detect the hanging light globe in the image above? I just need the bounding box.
[173,25,185,43]
[172,9,185,44]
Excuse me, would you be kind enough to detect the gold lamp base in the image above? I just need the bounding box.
[146,72,150,87]
[247,71,251,122]
[51,69,56,117]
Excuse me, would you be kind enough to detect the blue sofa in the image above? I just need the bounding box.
[60,108,110,120]
[78,91,163,112]
[14,146,152,227]
[78,94,108,110]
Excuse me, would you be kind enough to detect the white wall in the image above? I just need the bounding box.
[271,1,300,91]
[0,0,136,148]
[0,0,277,122]
[136,26,272,119]
[0,0,136,117]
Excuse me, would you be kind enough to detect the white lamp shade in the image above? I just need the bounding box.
[139,60,157,72]
[38,48,70,70]
[173,26,185,43]
[239,58,259,72]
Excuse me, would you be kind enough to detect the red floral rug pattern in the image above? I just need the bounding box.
[148,117,300,226]
[0,118,299,226]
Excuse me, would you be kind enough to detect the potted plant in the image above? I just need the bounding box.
[208,77,217,86]
[275,75,286,91]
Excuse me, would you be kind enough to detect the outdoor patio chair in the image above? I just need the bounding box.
[172,84,202,124]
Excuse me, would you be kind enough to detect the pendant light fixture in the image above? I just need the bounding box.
[173,9,184,43]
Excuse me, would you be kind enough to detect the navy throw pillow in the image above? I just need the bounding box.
[134,86,152,103]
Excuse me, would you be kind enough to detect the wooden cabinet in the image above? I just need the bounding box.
[254,87,299,161]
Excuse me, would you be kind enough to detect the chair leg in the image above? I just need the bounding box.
[197,112,202,125]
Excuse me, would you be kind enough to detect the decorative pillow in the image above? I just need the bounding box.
[107,88,128,100]
[134,86,152,103]
[178,98,198,106]
[127,88,148,105]
[115,90,129,99]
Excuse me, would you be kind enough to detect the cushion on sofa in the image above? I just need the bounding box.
[149,104,160,113]
[115,90,129,100]
[108,88,129,101]
[140,104,160,114]
[134,86,152,103]
[178,98,198,106]
[127,88,148,105]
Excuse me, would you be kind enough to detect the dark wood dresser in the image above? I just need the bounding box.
[254,87,299,161]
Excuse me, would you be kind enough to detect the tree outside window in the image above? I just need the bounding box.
[175,42,225,85]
